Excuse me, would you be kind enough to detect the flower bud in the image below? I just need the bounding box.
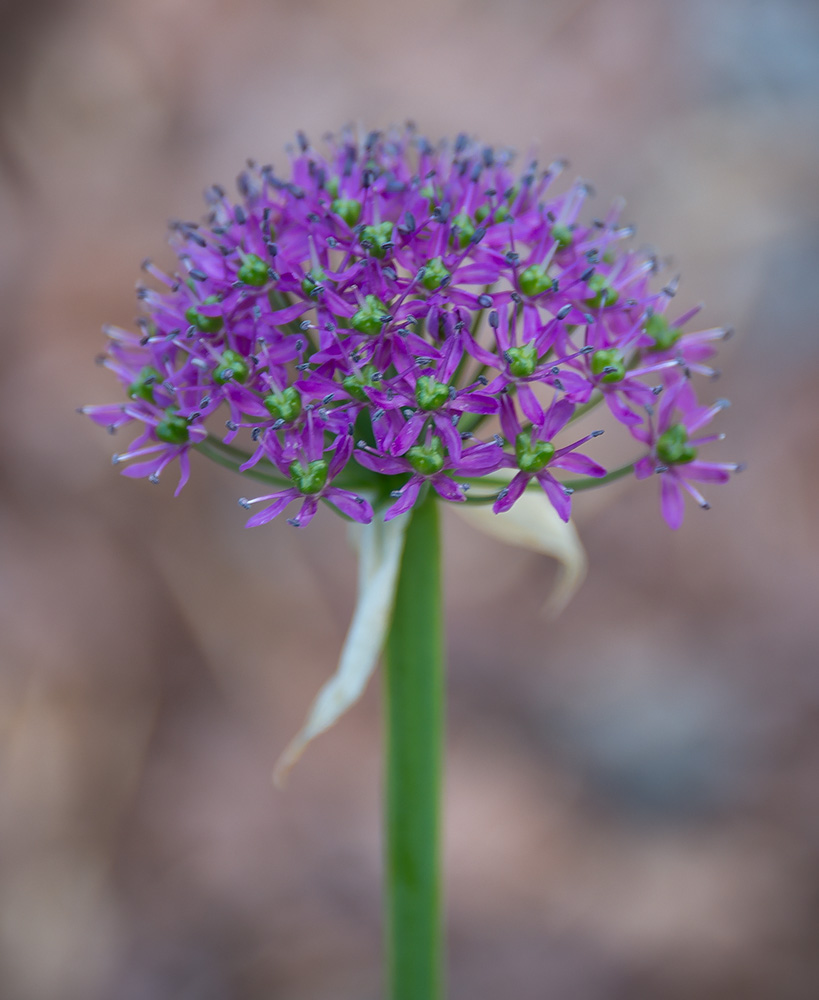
[591,348,626,383]
[519,265,554,298]
[644,313,681,352]
[415,376,450,411]
[264,386,302,422]
[421,257,450,292]
[290,459,329,495]
[407,438,445,475]
[656,424,697,465]
[332,198,362,227]
[155,408,189,445]
[585,273,618,309]
[185,295,223,333]
[551,223,573,249]
[451,212,475,248]
[352,295,388,335]
[214,349,250,385]
[237,253,270,286]
[360,222,393,258]
[301,267,326,296]
[128,365,161,403]
[515,430,555,473]
[506,342,538,377]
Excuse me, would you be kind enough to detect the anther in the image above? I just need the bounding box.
[591,429,604,437]
[489,310,499,329]
[225,420,238,431]
[149,474,160,485]
[478,294,492,307]
[189,269,208,282]
[556,304,572,320]
[251,427,262,441]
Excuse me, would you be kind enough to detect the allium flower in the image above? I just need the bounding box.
[632,379,744,529]
[84,125,739,530]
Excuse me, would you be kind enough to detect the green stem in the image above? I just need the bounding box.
[384,490,444,1000]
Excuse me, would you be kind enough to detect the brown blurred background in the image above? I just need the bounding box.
[1,1,818,997]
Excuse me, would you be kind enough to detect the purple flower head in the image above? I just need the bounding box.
[84,125,738,528]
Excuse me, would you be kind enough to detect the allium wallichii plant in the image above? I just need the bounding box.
[84,126,741,1000]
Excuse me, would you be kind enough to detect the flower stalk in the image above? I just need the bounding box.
[384,490,444,1000]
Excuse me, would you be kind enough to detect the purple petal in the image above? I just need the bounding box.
[550,452,606,477]
[245,492,296,527]
[538,472,572,522]
[660,475,685,530]
[492,471,530,513]
[392,413,426,456]
[325,488,374,523]
[384,478,422,520]
[354,450,407,475]
[431,474,465,502]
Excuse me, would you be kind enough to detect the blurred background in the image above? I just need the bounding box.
[1,0,818,997]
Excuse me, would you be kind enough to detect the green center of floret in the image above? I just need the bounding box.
[656,424,697,465]
[301,266,326,297]
[341,364,379,402]
[451,212,475,248]
[214,349,250,385]
[290,459,328,495]
[351,295,389,335]
[155,408,189,445]
[415,376,450,411]
[264,386,302,422]
[360,222,393,258]
[129,365,161,404]
[237,253,269,286]
[515,430,555,473]
[332,198,362,227]
[550,223,573,249]
[643,313,681,352]
[185,295,223,333]
[506,341,538,377]
[407,438,445,476]
[519,264,554,298]
[475,203,510,224]
[591,348,626,383]
[585,272,618,308]
[421,257,450,292]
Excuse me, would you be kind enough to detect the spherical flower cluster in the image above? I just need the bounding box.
[84,126,741,529]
